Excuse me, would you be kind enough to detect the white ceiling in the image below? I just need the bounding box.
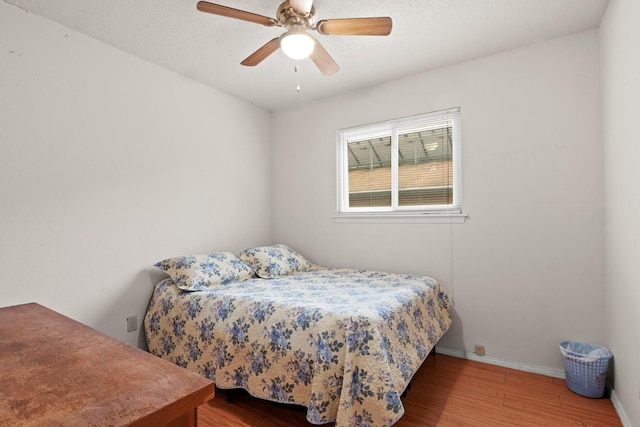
[4,0,609,112]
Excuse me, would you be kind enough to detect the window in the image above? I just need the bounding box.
[335,108,463,222]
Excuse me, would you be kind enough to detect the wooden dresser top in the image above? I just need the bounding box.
[0,303,214,426]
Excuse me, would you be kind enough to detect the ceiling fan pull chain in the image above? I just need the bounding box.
[295,64,301,92]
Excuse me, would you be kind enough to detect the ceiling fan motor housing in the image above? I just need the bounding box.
[277,1,316,29]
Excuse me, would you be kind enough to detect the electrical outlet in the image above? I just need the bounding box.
[126,315,137,332]
[475,344,485,356]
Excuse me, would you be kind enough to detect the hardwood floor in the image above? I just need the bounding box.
[197,354,622,426]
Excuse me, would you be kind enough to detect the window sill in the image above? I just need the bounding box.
[332,212,468,224]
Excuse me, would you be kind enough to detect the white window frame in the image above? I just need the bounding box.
[334,108,466,223]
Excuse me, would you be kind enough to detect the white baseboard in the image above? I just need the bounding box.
[609,388,632,427]
[435,346,566,378]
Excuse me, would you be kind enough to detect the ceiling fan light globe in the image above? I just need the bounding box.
[280,32,315,60]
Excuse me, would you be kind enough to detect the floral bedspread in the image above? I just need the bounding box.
[144,268,452,427]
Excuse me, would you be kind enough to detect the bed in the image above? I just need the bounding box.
[144,245,452,427]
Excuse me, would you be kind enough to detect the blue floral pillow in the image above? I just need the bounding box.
[154,252,254,291]
[238,244,315,278]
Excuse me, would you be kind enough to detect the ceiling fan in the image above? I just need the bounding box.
[196,0,392,76]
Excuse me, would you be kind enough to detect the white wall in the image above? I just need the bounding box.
[0,3,272,348]
[272,30,604,372]
[600,0,640,424]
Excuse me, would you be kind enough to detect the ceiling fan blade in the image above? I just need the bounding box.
[309,38,339,76]
[241,38,281,66]
[197,1,279,27]
[316,17,392,36]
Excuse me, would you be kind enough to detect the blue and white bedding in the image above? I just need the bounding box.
[144,267,452,427]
